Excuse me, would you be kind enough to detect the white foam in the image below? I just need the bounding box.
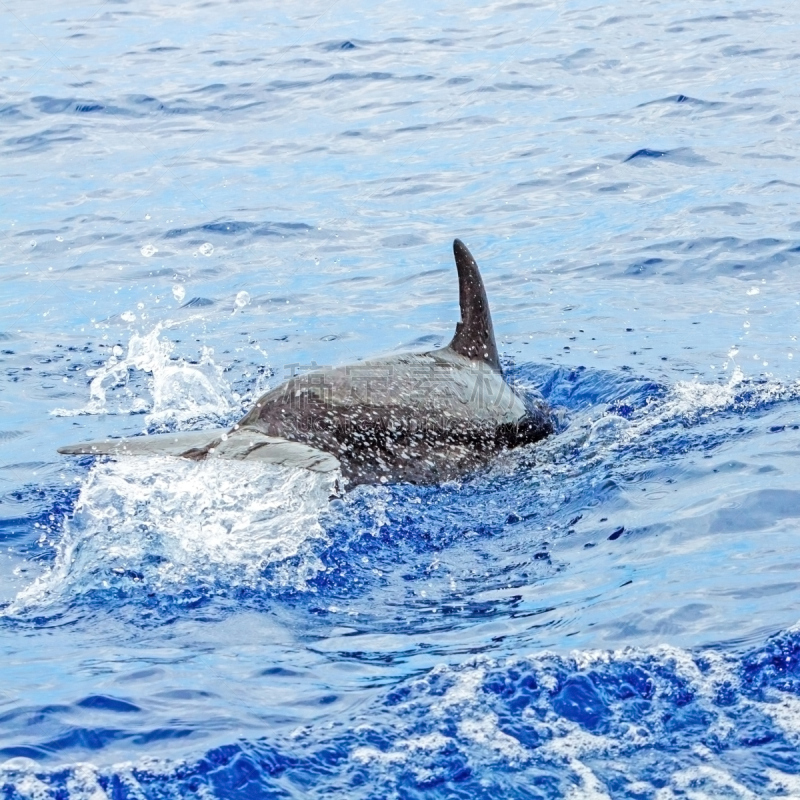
[0,757,177,800]
[560,756,613,800]
[457,713,529,765]
[618,366,797,446]
[7,456,336,614]
[507,367,800,486]
[761,693,800,743]
[351,745,406,765]
[766,767,800,798]
[664,764,760,800]
[0,761,51,800]
[438,663,486,709]
[66,764,109,800]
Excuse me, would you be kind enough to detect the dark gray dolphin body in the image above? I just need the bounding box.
[59,240,552,487]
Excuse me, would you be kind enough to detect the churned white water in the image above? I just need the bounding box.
[7,456,336,616]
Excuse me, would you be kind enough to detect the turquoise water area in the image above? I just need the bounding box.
[2,1,800,797]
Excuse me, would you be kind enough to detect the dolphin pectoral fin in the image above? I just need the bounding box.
[208,430,341,474]
[447,239,502,373]
[57,429,229,457]
[58,429,340,474]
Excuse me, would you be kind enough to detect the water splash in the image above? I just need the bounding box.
[6,457,336,616]
[52,323,235,424]
[491,364,800,515]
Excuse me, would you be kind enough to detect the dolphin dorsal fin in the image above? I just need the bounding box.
[447,239,502,373]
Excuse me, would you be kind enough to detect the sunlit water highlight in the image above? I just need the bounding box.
[2,0,800,798]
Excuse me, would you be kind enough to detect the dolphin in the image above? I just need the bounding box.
[58,239,553,487]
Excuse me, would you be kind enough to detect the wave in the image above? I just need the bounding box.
[4,629,800,798]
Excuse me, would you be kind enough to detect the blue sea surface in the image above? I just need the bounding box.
[2,0,800,797]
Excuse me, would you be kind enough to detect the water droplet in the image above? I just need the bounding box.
[235,290,250,309]
[746,287,760,296]
[743,321,750,328]
[121,311,136,322]
[112,345,123,357]
[140,244,158,257]
[145,214,151,220]
[728,348,739,357]
[172,284,186,303]
[199,242,214,256]
[56,235,64,242]
[137,302,144,310]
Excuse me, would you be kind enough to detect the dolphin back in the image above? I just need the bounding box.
[447,239,502,373]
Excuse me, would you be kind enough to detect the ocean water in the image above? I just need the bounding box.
[2,0,800,797]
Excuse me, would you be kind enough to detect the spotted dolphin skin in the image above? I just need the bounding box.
[59,239,553,487]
